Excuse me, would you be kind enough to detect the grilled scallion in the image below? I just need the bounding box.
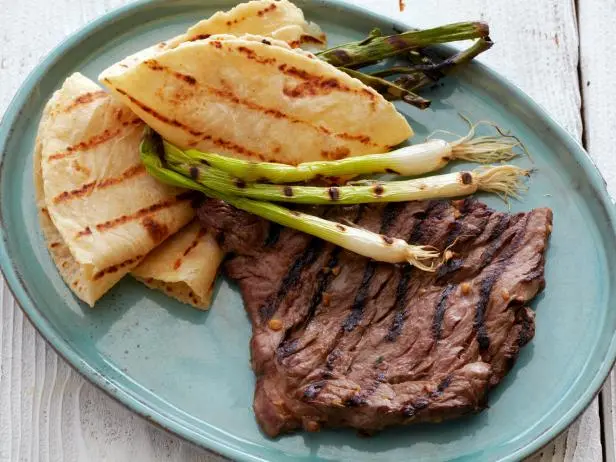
[141,130,440,270]
[318,22,489,68]
[169,162,528,205]
[163,122,521,183]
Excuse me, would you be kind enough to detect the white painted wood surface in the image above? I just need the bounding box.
[0,0,607,460]
[579,1,616,461]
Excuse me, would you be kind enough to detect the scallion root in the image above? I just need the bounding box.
[475,165,530,201]
[429,117,529,164]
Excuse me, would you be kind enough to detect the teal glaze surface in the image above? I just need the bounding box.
[1,1,615,461]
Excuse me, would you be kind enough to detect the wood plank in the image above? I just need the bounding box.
[0,0,599,460]
[579,0,616,461]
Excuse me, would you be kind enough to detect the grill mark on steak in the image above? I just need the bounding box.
[444,220,463,249]
[277,207,367,369]
[431,374,454,398]
[476,215,516,267]
[436,258,464,280]
[385,201,441,342]
[303,381,326,400]
[343,263,377,332]
[343,204,398,332]
[259,239,324,322]
[474,213,531,351]
[277,338,299,360]
[432,283,457,340]
[474,275,496,351]
[435,209,475,280]
[264,223,282,247]
[380,202,400,234]
[199,199,551,436]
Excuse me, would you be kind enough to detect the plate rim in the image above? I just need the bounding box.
[1,0,615,460]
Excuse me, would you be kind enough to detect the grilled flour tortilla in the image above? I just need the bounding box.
[99,35,413,165]
[109,0,325,83]
[36,73,195,306]
[166,0,325,49]
[132,220,224,309]
[35,2,328,307]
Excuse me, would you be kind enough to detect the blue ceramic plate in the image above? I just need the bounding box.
[1,1,615,461]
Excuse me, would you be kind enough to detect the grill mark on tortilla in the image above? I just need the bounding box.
[160,70,378,148]
[144,59,197,85]
[187,33,211,42]
[113,87,268,159]
[432,283,456,340]
[174,227,208,270]
[200,133,266,160]
[237,46,277,65]
[343,206,396,332]
[224,1,278,25]
[114,87,203,136]
[256,2,277,16]
[258,239,324,322]
[202,86,376,147]
[474,213,531,351]
[52,164,146,203]
[223,48,377,103]
[297,34,326,46]
[322,147,350,160]
[278,65,378,102]
[47,121,141,162]
[92,255,143,280]
[74,192,193,238]
[184,227,208,256]
[142,216,169,243]
[63,90,107,113]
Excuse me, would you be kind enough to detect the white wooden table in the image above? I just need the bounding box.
[0,0,612,460]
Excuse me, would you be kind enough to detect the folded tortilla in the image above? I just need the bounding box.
[36,72,195,306]
[99,34,413,165]
[35,2,328,307]
[109,0,326,80]
[167,0,325,49]
[132,220,224,309]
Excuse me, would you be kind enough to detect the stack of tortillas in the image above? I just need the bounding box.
[36,0,412,309]
[35,0,324,308]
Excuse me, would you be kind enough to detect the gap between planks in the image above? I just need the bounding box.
[578,0,616,461]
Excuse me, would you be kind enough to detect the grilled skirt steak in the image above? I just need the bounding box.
[197,198,552,436]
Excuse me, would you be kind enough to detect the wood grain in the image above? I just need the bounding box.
[0,0,605,460]
[579,0,616,461]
